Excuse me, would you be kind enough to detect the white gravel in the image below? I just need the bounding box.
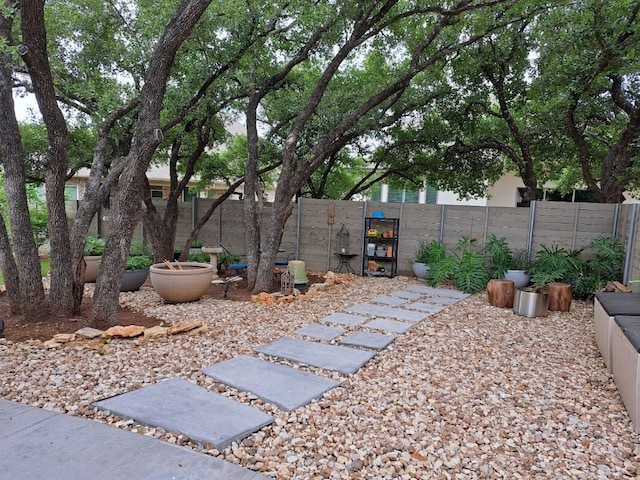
[1,275,639,479]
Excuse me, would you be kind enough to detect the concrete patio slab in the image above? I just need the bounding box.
[406,285,469,299]
[370,295,408,306]
[424,295,463,305]
[256,337,375,374]
[390,290,423,300]
[339,331,394,350]
[321,312,368,326]
[93,377,274,450]
[346,303,428,322]
[0,399,267,480]
[202,355,339,411]
[365,318,414,333]
[295,323,346,340]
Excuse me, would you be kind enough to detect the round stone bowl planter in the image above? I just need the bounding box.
[149,262,213,303]
[412,261,430,279]
[120,268,149,292]
[503,269,531,289]
[84,256,101,283]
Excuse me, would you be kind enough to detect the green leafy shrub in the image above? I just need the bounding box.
[414,240,447,264]
[485,234,511,279]
[84,236,106,256]
[125,255,153,270]
[187,252,211,263]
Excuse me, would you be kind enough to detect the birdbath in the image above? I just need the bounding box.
[202,246,224,279]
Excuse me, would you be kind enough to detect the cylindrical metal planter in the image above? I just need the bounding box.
[513,288,548,317]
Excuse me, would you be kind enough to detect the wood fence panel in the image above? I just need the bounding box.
[441,206,489,250]
[397,204,442,273]
[485,207,531,252]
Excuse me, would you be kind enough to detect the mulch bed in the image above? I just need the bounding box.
[0,272,326,343]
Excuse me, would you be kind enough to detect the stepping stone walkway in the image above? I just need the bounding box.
[92,285,470,457]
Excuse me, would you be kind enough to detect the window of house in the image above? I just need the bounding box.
[64,185,78,201]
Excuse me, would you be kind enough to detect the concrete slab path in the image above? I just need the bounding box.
[202,355,339,411]
[256,337,375,374]
[93,377,274,450]
[0,398,267,480]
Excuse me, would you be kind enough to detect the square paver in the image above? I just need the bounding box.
[391,291,423,300]
[256,337,375,374]
[370,295,408,306]
[339,331,394,350]
[295,324,345,341]
[365,318,414,333]
[202,355,338,411]
[93,377,273,450]
[346,303,428,322]
[321,312,368,326]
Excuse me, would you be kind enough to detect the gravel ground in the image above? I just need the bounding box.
[1,275,639,479]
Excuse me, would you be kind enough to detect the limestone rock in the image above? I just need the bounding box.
[53,333,76,343]
[101,325,145,339]
[144,325,169,338]
[75,327,103,339]
[167,321,203,335]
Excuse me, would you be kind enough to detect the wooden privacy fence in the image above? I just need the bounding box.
[75,198,640,285]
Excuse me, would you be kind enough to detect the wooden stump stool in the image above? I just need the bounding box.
[547,282,572,311]
[487,279,515,308]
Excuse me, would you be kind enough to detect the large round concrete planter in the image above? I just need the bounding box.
[504,269,531,289]
[84,256,101,283]
[412,261,430,279]
[120,269,149,292]
[149,262,213,303]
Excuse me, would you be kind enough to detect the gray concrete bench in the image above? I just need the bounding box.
[593,292,640,372]
[612,316,640,433]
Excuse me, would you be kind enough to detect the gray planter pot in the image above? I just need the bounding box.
[150,262,213,303]
[412,261,430,279]
[504,270,531,289]
[120,268,149,292]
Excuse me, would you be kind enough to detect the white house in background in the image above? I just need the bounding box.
[379,170,639,207]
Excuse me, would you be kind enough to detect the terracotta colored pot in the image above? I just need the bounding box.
[84,256,101,283]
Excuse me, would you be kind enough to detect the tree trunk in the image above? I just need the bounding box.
[0,213,23,313]
[0,4,47,320]
[547,282,572,312]
[487,279,515,308]
[89,0,213,326]
[19,0,75,316]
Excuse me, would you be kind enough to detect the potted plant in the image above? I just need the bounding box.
[189,239,204,255]
[217,250,242,275]
[83,235,106,283]
[504,248,531,289]
[120,255,153,292]
[149,260,214,303]
[412,240,446,279]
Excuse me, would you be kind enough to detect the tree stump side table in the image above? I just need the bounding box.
[487,279,515,308]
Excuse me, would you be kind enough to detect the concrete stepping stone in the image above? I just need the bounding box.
[370,295,408,306]
[93,377,274,450]
[1,399,267,480]
[365,318,414,333]
[390,290,423,300]
[346,303,428,322]
[295,324,345,341]
[426,295,463,305]
[202,355,339,411]
[339,331,394,350]
[256,337,375,374]
[405,302,447,313]
[406,285,469,299]
[321,312,368,326]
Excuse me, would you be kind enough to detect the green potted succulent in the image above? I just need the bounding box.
[83,235,106,283]
[120,255,153,292]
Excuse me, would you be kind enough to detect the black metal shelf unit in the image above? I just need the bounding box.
[362,217,399,278]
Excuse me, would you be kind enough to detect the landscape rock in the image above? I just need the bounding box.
[101,325,145,339]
